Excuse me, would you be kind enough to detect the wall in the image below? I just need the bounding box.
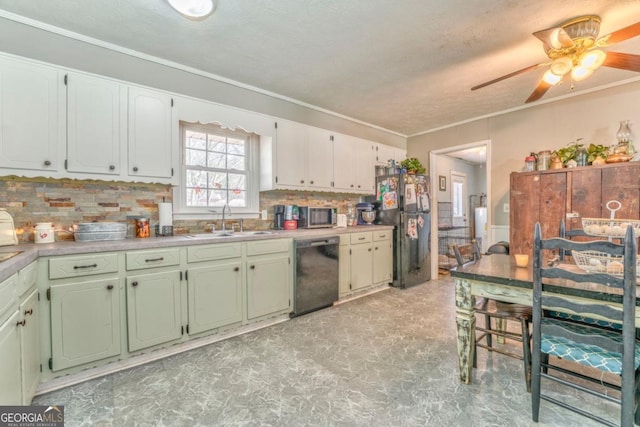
[0,17,405,148]
[408,80,640,230]
[0,176,363,242]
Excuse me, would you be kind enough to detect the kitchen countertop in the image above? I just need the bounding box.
[0,225,394,282]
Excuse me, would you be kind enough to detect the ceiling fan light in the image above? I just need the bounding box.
[167,0,216,19]
[579,50,606,70]
[543,70,563,85]
[550,57,573,75]
[571,66,593,81]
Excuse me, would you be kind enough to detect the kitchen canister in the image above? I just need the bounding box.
[35,222,55,244]
[135,218,150,238]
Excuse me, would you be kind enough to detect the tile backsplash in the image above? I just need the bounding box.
[0,176,364,242]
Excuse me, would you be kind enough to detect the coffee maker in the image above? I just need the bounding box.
[274,205,285,230]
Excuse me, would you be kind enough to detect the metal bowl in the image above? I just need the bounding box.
[361,210,376,224]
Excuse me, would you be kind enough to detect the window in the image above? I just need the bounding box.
[177,122,259,217]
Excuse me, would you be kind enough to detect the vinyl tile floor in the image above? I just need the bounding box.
[33,276,619,426]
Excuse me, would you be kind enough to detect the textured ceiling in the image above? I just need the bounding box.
[1,0,640,136]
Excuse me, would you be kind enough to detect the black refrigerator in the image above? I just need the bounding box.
[369,173,431,288]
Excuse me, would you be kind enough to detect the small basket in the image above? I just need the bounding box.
[581,218,640,238]
[572,250,639,277]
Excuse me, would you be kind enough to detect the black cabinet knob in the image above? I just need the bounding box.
[250,265,255,270]
[109,165,115,170]
[44,160,51,166]
[132,281,138,287]
[133,166,139,172]
[107,284,114,290]
[234,267,240,272]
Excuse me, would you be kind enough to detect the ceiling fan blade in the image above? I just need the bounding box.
[602,51,640,72]
[600,21,640,45]
[525,80,551,104]
[471,64,543,91]
[533,27,574,49]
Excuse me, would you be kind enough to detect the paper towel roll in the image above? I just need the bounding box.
[158,202,173,229]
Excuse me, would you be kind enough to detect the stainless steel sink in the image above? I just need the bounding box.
[183,232,238,239]
[242,231,272,235]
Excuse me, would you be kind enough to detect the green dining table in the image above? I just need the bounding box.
[449,254,638,384]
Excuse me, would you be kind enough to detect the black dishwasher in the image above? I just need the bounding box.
[291,236,340,317]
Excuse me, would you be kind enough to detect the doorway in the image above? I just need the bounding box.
[429,140,491,278]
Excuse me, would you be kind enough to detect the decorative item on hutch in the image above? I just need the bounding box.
[615,120,634,156]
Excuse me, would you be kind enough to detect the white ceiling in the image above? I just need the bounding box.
[1,0,640,136]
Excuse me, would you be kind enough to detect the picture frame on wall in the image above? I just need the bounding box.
[439,175,446,191]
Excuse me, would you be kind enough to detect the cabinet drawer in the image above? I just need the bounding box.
[0,273,18,323]
[373,230,392,242]
[17,261,38,297]
[246,239,290,256]
[187,243,242,263]
[126,248,180,271]
[49,254,119,279]
[350,231,372,244]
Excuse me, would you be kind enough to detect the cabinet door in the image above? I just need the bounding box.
[306,127,333,190]
[601,163,640,219]
[20,289,40,404]
[50,278,121,371]
[352,137,375,194]
[539,172,567,244]
[338,245,351,296]
[568,168,602,234]
[375,143,395,166]
[350,243,373,291]
[333,134,354,191]
[373,239,393,285]
[0,57,61,172]
[0,311,22,405]
[247,254,290,319]
[275,120,306,188]
[126,270,181,352]
[128,87,172,179]
[188,261,242,335]
[67,73,123,175]
[509,172,540,256]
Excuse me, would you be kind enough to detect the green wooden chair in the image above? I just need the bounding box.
[531,222,640,426]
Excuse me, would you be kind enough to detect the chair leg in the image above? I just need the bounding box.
[496,318,506,344]
[531,348,541,422]
[634,380,640,425]
[520,316,531,393]
[484,314,492,347]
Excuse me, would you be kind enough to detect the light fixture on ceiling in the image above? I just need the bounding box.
[167,0,217,20]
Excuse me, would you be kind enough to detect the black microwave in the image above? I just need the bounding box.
[298,207,337,228]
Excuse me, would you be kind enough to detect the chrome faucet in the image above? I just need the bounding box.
[221,204,231,231]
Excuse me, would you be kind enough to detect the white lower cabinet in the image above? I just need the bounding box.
[50,277,121,371]
[246,239,291,320]
[187,260,243,335]
[0,310,22,404]
[372,231,393,285]
[339,229,393,296]
[20,289,40,404]
[126,270,182,352]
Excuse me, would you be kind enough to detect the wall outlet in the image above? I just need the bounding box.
[503,203,510,213]
[261,209,268,220]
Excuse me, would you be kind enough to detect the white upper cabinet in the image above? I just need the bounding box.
[375,143,406,166]
[128,87,173,180]
[332,134,355,192]
[274,120,306,188]
[66,73,125,175]
[306,127,333,190]
[267,121,377,195]
[0,56,62,172]
[352,137,375,194]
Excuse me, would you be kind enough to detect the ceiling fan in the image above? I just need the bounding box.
[471,15,640,103]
